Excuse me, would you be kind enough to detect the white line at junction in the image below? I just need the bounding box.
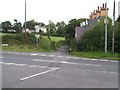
[20,68,59,81]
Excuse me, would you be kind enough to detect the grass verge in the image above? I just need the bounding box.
[70,51,120,60]
[1,45,55,52]
[43,36,65,42]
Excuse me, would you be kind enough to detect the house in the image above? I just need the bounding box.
[75,3,109,43]
[35,25,47,33]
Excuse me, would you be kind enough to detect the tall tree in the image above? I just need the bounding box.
[56,21,66,37]
[46,21,56,40]
[1,21,12,32]
[13,19,22,33]
[23,19,37,30]
[65,18,88,41]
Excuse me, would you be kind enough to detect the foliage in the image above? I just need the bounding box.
[23,19,38,30]
[2,33,58,52]
[64,18,88,44]
[56,21,66,37]
[78,17,119,52]
[1,21,12,32]
[71,51,119,60]
[13,20,22,33]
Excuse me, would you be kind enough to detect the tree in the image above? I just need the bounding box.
[64,18,88,44]
[13,19,22,33]
[56,21,66,37]
[46,21,56,40]
[1,21,12,32]
[23,19,37,30]
[78,17,118,52]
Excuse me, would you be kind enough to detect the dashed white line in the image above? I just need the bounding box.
[48,55,55,57]
[81,58,90,60]
[66,57,71,59]
[33,59,101,67]
[72,57,80,59]
[20,68,59,81]
[81,69,117,74]
[30,54,38,56]
[100,59,108,62]
[57,56,63,58]
[110,60,118,63]
[40,55,46,56]
[90,59,98,61]
[0,57,5,59]
[4,63,15,65]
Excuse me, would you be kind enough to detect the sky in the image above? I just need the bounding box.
[0,0,120,25]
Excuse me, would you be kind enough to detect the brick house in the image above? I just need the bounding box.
[75,3,109,43]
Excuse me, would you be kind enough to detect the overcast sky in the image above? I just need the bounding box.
[0,0,119,24]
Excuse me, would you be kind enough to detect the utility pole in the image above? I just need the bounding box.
[104,0,108,53]
[25,0,27,33]
[112,0,115,54]
[48,20,51,40]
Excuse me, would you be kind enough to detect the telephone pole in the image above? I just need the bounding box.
[104,0,108,53]
[25,0,27,33]
[112,0,115,54]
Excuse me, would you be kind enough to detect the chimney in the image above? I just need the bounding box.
[91,12,92,15]
[98,6,99,11]
[105,3,106,8]
[103,3,104,8]
[96,10,97,13]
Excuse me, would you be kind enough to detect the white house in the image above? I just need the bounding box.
[35,25,47,33]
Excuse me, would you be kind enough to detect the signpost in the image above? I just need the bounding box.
[35,34,40,48]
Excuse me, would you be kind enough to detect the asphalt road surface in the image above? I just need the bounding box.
[0,48,118,88]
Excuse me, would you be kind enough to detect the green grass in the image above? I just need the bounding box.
[0,32,18,36]
[70,51,119,60]
[43,36,65,42]
[1,45,54,52]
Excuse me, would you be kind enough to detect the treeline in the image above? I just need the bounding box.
[0,20,66,37]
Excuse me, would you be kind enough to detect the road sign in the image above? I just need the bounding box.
[35,34,40,39]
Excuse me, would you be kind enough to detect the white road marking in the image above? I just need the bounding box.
[81,58,90,60]
[100,59,108,62]
[72,57,80,59]
[4,63,16,65]
[20,68,59,81]
[24,54,28,55]
[30,54,38,56]
[0,62,4,64]
[110,60,118,63]
[57,56,63,57]
[33,59,101,67]
[33,59,60,63]
[0,57,4,59]
[13,64,27,67]
[40,55,46,56]
[81,69,117,74]
[66,57,71,59]
[90,59,98,61]
[48,55,55,57]
[109,72,118,74]
[14,53,20,55]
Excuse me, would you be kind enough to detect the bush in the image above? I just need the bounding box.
[2,33,56,52]
[77,17,119,52]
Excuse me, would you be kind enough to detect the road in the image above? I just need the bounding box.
[0,48,118,88]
